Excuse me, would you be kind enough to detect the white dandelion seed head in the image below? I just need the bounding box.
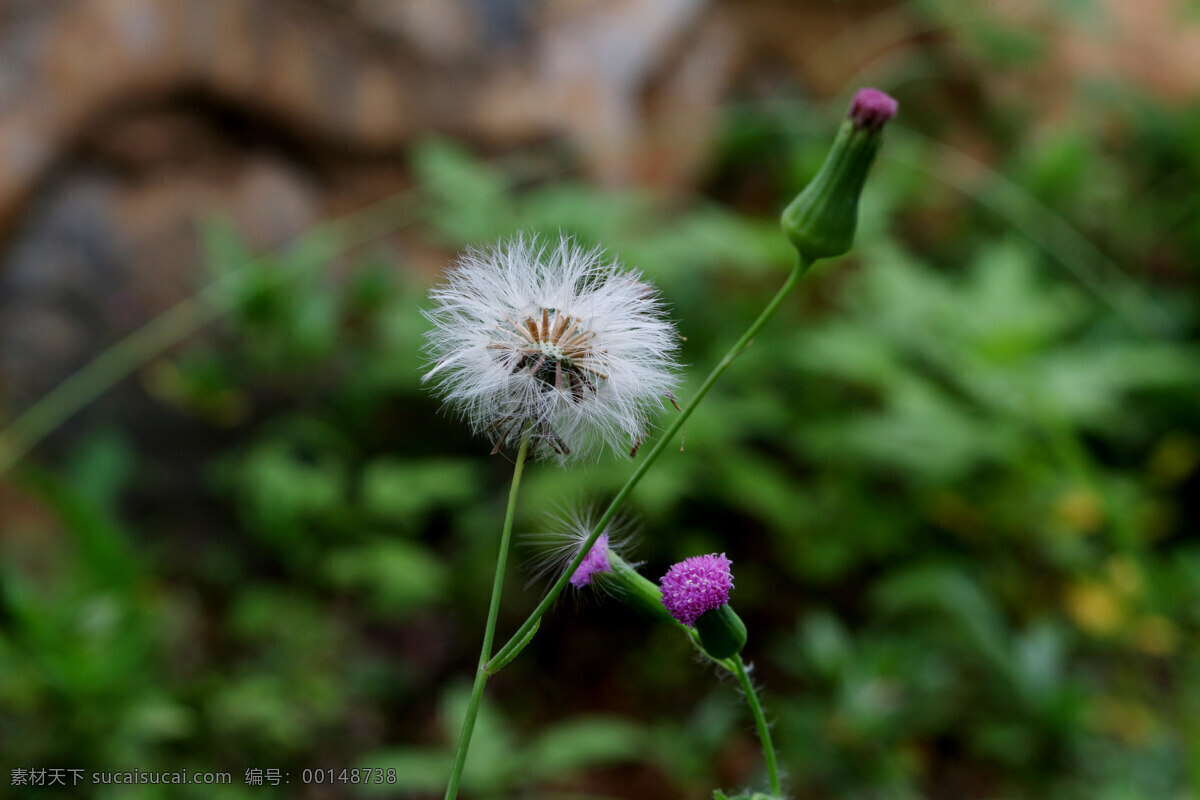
[421,233,680,461]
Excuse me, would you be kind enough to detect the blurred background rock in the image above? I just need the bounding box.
[2,1,1200,799]
[3,0,1198,407]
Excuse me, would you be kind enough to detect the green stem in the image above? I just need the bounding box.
[730,655,783,797]
[444,432,532,800]
[487,258,808,672]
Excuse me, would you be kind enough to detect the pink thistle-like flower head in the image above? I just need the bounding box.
[659,553,734,626]
[570,533,612,588]
[848,88,899,133]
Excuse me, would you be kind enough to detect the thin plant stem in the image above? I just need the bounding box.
[444,431,532,800]
[730,654,783,797]
[487,257,808,672]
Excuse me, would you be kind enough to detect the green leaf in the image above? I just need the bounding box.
[360,458,484,523]
[874,563,1012,677]
[412,139,514,242]
[325,540,448,614]
[526,716,649,778]
[19,467,141,588]
[800,611,853,679]
[68,428,134,513]
[355,749,453,794]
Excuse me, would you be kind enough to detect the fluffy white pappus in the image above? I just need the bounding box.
[422,234,680,461]
[522,505,636,591]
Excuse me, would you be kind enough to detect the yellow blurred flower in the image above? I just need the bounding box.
[1053,488,1104,535]
[1105,556,1144,599]
[1065,580,1125,636]
[1147,433,1199,487]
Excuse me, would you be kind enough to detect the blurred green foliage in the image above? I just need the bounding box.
[4,5,1200,798]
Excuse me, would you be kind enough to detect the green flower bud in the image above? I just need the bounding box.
[781,88,898,264]
[695,603,748,659]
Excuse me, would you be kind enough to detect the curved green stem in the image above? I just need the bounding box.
[487,258,808,672]
[730,655,782,797]
[444,432,532,800]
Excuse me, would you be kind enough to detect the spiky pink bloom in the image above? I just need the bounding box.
[659,553,734,626]
[849,88,898,132]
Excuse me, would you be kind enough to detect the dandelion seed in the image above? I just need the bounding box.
[422,234,680,461]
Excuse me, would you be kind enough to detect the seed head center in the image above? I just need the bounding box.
[488,309,609,401]
[537,340,571,365]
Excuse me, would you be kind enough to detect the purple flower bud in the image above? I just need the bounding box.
[570,533,612,588]
[659,553,734,626]
[848,88,899,133]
